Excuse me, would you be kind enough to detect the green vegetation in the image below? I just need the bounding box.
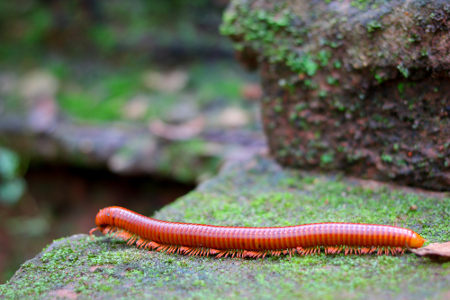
[220,3,330,76]
[58,71,142,122]
[366,20,383,32]
[220,0,442,100]
[397,82,405,94]
[0,1,227,60]
[0,147,26,205]
[317,50,331,67]
[381,153,393,163]
[157,139,222,183]
[320,152,334,165]
[0,1,250,124]
[287,53,319,76]
[351,0,385,10]
[374,72,387,84]
[397,64,410,78]
[220,5,296,66]
[1,157,448,299]
[351,0,371,10]
[326,76,339,86]
[2,62,251,124]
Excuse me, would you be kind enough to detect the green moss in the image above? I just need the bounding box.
[366,20,383,33]
[320,152,334,165]
[333,60,342,69]
[317,49,331,67]
[58,72,141,122]
[289,111,298,123]
[157,139,222,183]
[407,33,421,44]
[301,79,316,90]
[274,104,283,113]
[397,82,405,94]
[294,103,307,112]
[318,90,328,98]
[220,3,327,76]
[51,62,250,123]
[420,48,429,57]
[220,5,293,49]
[1,158,448,298]
[381,153,393,163]
[374,72,386,84]
[286,53,319,76]
[326,76,339,86]
[351,0,383,10]
[397,63,410,78]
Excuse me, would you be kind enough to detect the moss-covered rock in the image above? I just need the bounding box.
[221,0,450,190]
[1,157,449,299]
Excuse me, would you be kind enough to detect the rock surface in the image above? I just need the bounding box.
[1,157,448,299]
[222,0,450,190]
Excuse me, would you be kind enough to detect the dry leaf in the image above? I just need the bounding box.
[122,95,149,120]
[410,242,450,262]
[20,70,59,100]
[217,107,249,128]
[149,117,204,141]
[48,289,78,300]
[142,70,188,93]
[242,83,263,100]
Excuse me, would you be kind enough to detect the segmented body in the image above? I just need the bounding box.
[91,206,425,258]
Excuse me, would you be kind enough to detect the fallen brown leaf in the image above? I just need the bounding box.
[20,70,59,100]
[142,70,188,93]
[122,95,149,120]
[410,242,450,262]
[149,117,204,141]
[241,83,263,100]
[48,287,78,300]
[217,107,249,128]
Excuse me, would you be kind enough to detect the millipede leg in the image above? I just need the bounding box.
[99,225,411,258]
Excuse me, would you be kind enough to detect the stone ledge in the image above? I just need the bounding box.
[1,157,448,299]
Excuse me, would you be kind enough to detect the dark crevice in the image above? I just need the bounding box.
[0,163,194,282]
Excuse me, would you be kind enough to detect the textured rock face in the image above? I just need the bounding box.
[222,0,450,190]
[1,157,449,298]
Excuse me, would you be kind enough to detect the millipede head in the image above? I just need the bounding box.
[408,232,426,248]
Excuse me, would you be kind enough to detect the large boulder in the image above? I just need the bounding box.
[1,157,449,298]
[221,0,450,190]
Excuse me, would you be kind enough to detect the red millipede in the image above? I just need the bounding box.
[90,206,426,258]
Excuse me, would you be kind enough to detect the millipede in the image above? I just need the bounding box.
[90,206,426,258]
